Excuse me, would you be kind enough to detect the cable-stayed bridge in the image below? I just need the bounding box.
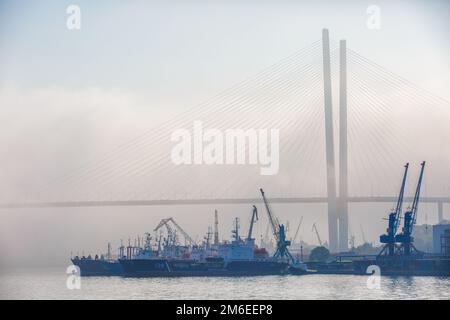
[2,29,450,253]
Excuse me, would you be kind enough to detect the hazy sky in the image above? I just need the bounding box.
[1,0,449,97]
[0,0,449,267]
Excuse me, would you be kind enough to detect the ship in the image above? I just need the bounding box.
[70,190,308,277]
[71,255,123,276]
[71,243,122,276]
[119,257,290,277]
[352,254,450,276]
[119,216,291,277]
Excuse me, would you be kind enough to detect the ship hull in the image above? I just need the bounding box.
[119,259,289,277]
[288,267,309,275]
[307,261,355,275]
[71,258,123,276]
[353,256,450,276]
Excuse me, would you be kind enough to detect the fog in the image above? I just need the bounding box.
[0,0,449,269]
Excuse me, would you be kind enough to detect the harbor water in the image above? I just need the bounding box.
[1,268,449,300]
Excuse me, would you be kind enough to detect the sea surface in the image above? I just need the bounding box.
[1,268,449,300]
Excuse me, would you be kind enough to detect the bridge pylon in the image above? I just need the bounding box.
[321,28,339,253]
[321,29,349,253]
[338,39,349,252]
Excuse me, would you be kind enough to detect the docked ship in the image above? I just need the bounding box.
[70,189,308,277]
[119,216,291,277]
[71,256,122,276]
[71,243,123,276]
[352,254,450,276]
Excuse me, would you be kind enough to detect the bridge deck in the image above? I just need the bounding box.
[1,196,449,209]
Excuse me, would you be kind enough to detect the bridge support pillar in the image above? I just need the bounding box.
[338,39,349,252]
[438,202,444,223]
[322,29,338,253]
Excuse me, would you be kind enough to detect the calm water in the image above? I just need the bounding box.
[1,268,449,300]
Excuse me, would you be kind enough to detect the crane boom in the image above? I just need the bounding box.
[292,216,303,244]
[393,163,409,234]
[154,217,195,245]
[312,223,322,246]
[260,188,280,241]
[154,218,170,232]
[247,205,258,240]
[410,161,425,228]
[167,217,195,245]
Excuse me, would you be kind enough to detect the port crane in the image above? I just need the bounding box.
[154,218,177,245]
[260,188,294,262]
[247,205,258,241]
[292,216,304,245]
[154,217,195,246]
[379,163,409,256]
[395,161,426,256]
[311,223,323,246]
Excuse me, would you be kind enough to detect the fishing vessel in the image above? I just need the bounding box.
[71,189,308,277]
[119,216,290,277]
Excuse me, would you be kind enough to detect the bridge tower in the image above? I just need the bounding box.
[321,29,349,252]
[338,39,349,252]
[321,29,338,253]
